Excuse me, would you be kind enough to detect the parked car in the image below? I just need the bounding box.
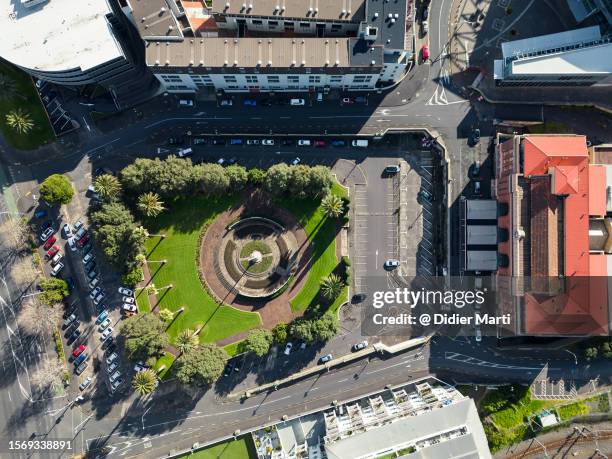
[46,245,59,259]
[212,138,226,145]
[93,293,105,305]
[105,341,117,355]
[193,137,207,145]
[98,318,111,331]
[62,314,77,329]
[352,340,369,351]
[351,139,368,148]
[51,253,62,266]
[475,328,482,342]
[123,296,135,304]
[51,262,64,276]
[230,138,243,145]
[34,210,47,219]
[73,352,88,367]
[297,140,311,146]
[418,189,434,202]
[90,286,103,299]
[178,99,194,107]
[422,20,429,35]
[341,97,354,104]
[82,242,93,255]
[223,361,234,376]
[67,329,81,345]
[291,157,301,165]
[220,99,233,106]
[134,361,146,372]
[74,220,83,230]
[40,227,54,242]
[75,362,88,375]
[354,96,367,104]
[106,352,118,366]
[246,139,260,146]
[109,371,122,383]
[421,44,430,61]
[167,137,184,145]
[79,377,92,391]
[107,362,119,373]
[77,234,90,248]
[471,128,481,146]
[284,342,293,355]
[319,354,333,363]
[473,181,481,195]
[85,260,96,273]
[68,237,76,252]
[110,377,124,393]
[74,227,87,240]
[243,99,257,106]
[96,310,109,324]
[177,148,193,158]
[66,277,76,292]
[290,98,305,106]
[331,140,346,147]
[72,345,86,358]
[384,259,400,270]
[41,220,53,231]
[88,277,100,290]
[472,161,481,177]
[262,139,275,146]
[43,236,56,251]
[62,223,72,238]
[384,165,400,174]
[118,287,133,296]
[86,270,98,281]
[101,327,113,340]
[314,140,327,148]
[281,139,294,146]
[122,304,137,313]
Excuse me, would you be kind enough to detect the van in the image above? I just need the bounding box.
[316,93,323,102]
[290,98,305,106]
[177,148,192,158]
[351,139,369,148]
[178,99,194,107]
[297,139,311,146]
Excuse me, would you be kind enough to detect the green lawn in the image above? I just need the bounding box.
[135,291,151,313]
[223,340,244,357]
[154,352,176,380]
[0,62,54,150]
[280,181,348,312]
[178,436,256,459]
[144,196,261,344]
[557,401,589,421]
[240,240,272,257]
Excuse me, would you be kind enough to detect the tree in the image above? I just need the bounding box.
[321,193,344,219]
[248,168,266,186]
[132,369,158,396]
[0,74,18,101]
[18,299,61,338]
[174,343,227,386]
[244,329,273,357]
[6,108,34,134]
[137,192,165,218]
[320,273,343,302]
[120,313,168,362]
[290,318,315,344]
[10,256,39,288]
[39,174,74,205]
[585,347,598,360]
[90,202,146,272]
[120,156,195,197]
[158,308,174,322]
[225,165,248,191]
[193,163,230,196]
[312,314,339,342]
[306,166,333,198]
[39,278,69,305]
[601,342,612,359]
[272,323,288,344]
[94,174,122,202]
[31,357,65,393]
[175,329,199,354]
[122,266,143,287]
[263,163,292,195]
[0,217,29,253]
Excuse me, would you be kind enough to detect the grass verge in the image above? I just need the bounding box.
[143,196,261,344]
[178,436,257,458]
[154,352,176,380]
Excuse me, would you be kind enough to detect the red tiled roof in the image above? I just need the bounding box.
[589,165,607,216]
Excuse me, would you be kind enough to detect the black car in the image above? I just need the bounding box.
[41,220,53,231]
[223,361,234,376]
[261,98,273,106]
[64,322,77,338]
[212,138,226,145]
[66,277,76,292]
[86,270,98,280]
[67,329,81,345]
[168,137,184,145]
[102,336,113,349]
[82,242,93,255]
[281,139,295,146]
[470,128,481,146]
[105,342,117,355]
[85,261,96,273]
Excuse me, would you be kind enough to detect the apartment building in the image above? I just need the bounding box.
[493,26,612,86]
[493,134,612,336]
[251,378,491,459]
[122,0,413,94]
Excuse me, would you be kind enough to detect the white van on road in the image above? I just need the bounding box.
[351,139,369,148]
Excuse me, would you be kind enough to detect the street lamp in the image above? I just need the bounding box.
[564,349,578,365]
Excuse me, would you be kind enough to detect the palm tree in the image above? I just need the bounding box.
[137,192,165,218]
[94,174,121,202]
[321,193,344,219]
[159,308,174,322]
[320,273,343,301]
[0,74,18,101]
[175,329,199,354]
[131,369,158,396]
[6,109,34,134]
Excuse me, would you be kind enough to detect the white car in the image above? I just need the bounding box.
[297,140,311,146]
[134,361,146,372]
[262,139,275,146]
[123,296,135,304]
[106,352,118,366]
[89,286,102,299]
[475,329,482,342]
[93,293,106,305]
[109,370,122,383]
[62,223,72,238]
[83,253,94,264]
[107,361,119,373]
[51,262,64,276]
[284,342,293,356]
[110,378,124,393]
[384,259,400,269]
[98,318,111,331]
[290,98,305,106]
[68,237,77,252]
[220,99,233,106]
[118,287,133,296]
[79,377,92,391]
[291,157,301,165]
[246,139,260,145]
[100,327,113,340]
[88,277,100,290]
[122,304,137,313]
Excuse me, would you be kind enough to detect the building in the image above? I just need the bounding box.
[566,0,612,26]
[460,199,500,272]
[493,26,612,86]
[121,0,414,94]
[0,0,158,108]
[493,134,612,336]
[251,378,491,459]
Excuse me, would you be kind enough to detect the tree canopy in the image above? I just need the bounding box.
[264,164,333,198]
[244,329,273,357]
[38,278,69,305]
[120,313,168,362]
[174,343,227,386]
[39,174,74,205]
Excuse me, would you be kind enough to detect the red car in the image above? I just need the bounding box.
[72,344,86,358]
[76,234,90,248]
[421,45,430,61]
[314,140,327,148]
[43,235,57,251]
[46,245,59,259]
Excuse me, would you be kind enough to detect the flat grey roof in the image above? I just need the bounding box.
[324,398,491,459]
[467,226,497,245]
[501,25,601,58]
[466,200,497,220]
[211,0,366,22]
[467,251,498,272]
[365,0,407,49]
[147,37,383,68]
[128,0,182,39]
[511,42,612,76]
